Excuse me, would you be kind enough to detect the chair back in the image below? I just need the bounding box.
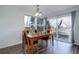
[23,30,30,45]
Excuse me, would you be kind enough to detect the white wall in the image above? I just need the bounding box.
[0,6,24,48]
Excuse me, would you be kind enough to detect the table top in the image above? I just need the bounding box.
[26,32,52,39]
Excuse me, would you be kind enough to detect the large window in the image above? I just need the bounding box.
[24,15,46,32]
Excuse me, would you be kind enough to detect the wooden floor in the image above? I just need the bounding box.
[0,40,79,54]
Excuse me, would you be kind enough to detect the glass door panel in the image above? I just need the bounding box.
[57,14,72,43]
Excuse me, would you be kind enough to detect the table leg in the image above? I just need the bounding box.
[30,40,33,54]
[46,40,48,48]
[52,35,54,46]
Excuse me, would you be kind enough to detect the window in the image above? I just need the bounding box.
[24,16,31,27]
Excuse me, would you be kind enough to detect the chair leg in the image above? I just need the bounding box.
[22,39,24,49]
[27,47,32,54]
[36,43,39,54]
[46,40,48,48]
[24,45,27,54]
[52,35,54,46]
[28,47,31,54]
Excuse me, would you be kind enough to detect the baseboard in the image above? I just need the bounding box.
[0,42,21,49]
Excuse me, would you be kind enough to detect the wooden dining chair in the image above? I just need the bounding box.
[22,30,39,54]
[41,36,50,48]
[22,30,29,52]
[40,30,51,48]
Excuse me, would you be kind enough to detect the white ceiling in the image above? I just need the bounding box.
[16,5,78,17]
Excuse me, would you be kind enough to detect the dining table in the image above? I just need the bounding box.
[24,31,53,53]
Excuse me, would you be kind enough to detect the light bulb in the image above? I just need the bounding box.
[39,13,42,16]
[35,12,39,16]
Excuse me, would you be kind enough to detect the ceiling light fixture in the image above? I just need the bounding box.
[35,5,43,17]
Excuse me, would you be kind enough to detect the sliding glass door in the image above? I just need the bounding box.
[49,13,72,43]
[57,14,72,43]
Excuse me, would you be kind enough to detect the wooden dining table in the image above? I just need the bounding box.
[25,32,53,53]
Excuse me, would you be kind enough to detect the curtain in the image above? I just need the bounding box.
[71,11,77,43]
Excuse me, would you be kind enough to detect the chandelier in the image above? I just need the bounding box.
[35,5,43,17]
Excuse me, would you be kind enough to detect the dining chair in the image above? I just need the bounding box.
[40,30,51,48]
[22,30,29,52]
[22,30,39,54]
